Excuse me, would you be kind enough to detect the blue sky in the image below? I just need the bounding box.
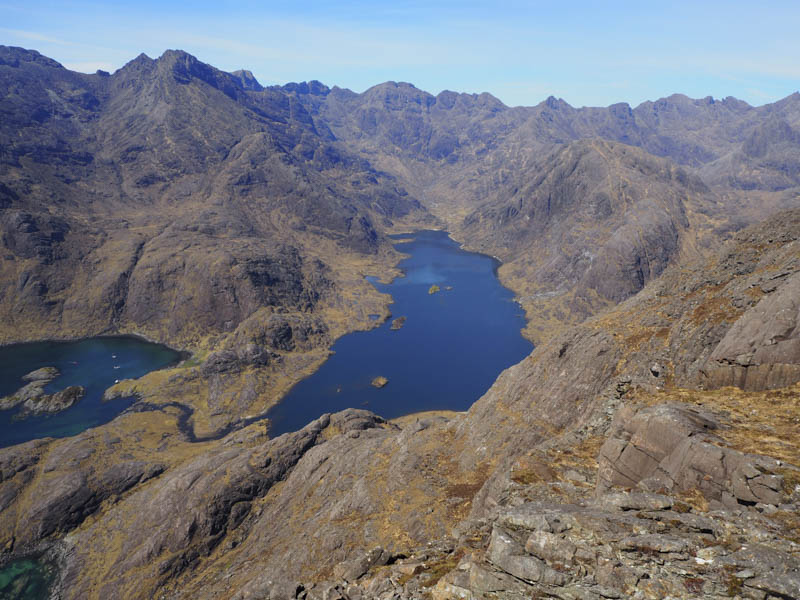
[2,0,798,108]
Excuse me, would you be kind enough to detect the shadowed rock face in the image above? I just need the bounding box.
[459,140,696,311]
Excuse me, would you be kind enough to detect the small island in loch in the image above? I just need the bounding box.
[0,367,85,418]
[371,376,389,388]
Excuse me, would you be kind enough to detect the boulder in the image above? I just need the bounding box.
[19,385,84,416]
[486,527,567,586]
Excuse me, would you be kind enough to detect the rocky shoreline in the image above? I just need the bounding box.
[0,367,85,418]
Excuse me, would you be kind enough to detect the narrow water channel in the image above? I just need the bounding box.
[266,230,533,436]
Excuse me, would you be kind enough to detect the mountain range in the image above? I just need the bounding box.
[0,46,799,599]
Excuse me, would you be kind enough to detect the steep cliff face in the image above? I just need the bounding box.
[456,139,708,339]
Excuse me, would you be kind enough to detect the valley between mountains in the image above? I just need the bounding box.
[0,45,799,599]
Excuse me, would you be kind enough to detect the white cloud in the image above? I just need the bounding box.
[63,61,114,73]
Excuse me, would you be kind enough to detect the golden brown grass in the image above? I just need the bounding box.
[643,384,800,468]
[510,434,605,487]
[420,551,463,588]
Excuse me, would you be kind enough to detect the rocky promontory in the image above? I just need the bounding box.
[0,367,85,417]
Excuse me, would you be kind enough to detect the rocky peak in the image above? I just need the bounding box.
[0,45,64,69]
[230,68,263,91]
[137,49,242,101]
[608,101,633,118]
[543,95,570,111]
[464,91,507,111]
[112,52,156,82]
[721,95,752,110]
[362,81,436,110]
[434,89,459,108]
[282,80,330,96]
[121,52,154,68]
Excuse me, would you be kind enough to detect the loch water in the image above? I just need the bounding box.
[0,336,181,449]
[266,230,533,436]
[0,558,56,600]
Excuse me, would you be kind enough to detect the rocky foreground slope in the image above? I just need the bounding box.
[1,214,798,599]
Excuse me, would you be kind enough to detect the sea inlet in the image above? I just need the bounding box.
[0,336,181,449]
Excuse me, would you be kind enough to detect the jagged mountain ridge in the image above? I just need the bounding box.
[0,45,439,436]
[3,45,799,351]
[282,73,799,339]
[285,78,800,190]
[0,46,431,349]
[2,46,800,599]
[0,46,424,232]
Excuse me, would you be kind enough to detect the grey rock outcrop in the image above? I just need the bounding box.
[429,494,800,600]
[307,395,800,600]
[706,270,800,390]
[0,366,85,416]
[597,404,791,509]
[19,385,84,416]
